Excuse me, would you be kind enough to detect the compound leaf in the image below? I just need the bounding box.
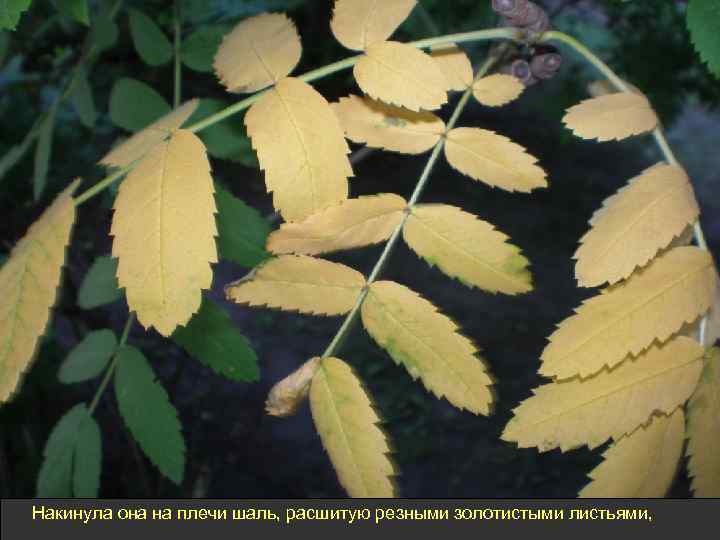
[111,130,217,337]
[361,280,493,414]
[563,92,658,142]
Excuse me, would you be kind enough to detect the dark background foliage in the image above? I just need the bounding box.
[1,0,718,498]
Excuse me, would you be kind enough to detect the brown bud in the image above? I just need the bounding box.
[492,0,527,17]
[502,59,537,86]
[265,357,321,417]
[530,52,562,79]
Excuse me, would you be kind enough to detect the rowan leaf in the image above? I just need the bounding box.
[563,92,658,142]
[354,41,449,112]
[686,347,720,497]
[111,130,217,337]
[58,329,117,384]
[541,246,716,380]
[361,280,494,414]
[225,255,365,316]
[215,184,270,267]
[99,99,198,168]
[172,297,259,382]
[444,127,547,192]
[310,356,396,497]
[330,0,415,51]
[267,193,406,256]
[575,164,700,287]
[0,180,78,403]
[128,8,172,66]
[472,74,524,107]
[0,0,31,30]
[181,25,228,73]
[245,77,352,222]
[687,0,720,78]
[109,78,171,133]
[403,204,532,295]
[72,411,101,497]
[77,255,121,309]
[114,346,185,484]
[70,65,97,128]
[503,336,704,452]
[214,12,301,93]
[332,95,445,154]
[579,409,685,498]
[430,43,472,92]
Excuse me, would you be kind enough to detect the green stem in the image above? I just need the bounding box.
[73,27,520,204]
[88,314,135,415]
[173,1,182,108]
[321,54,499,359]
[543,30,712,346]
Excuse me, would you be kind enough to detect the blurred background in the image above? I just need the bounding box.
[1,0,718,498]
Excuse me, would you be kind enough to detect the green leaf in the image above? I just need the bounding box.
[114,346,185,484]
[78,256,122,309]
[56,0,89,25]
[180,25,227,72]
[59,329,117,384]
[70,65,97,128]
[128,8,172,66]
[189,99,258,166]
[172,297,259,381]
[33,102,58,199]
[72,415,101,497]
[89,8,118,53]
[109,78,170,133]
[0,0,32,30]
[37,404,101,497]
[687,0,720,78]
[215,184,270,267]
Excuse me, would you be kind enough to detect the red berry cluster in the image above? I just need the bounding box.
[491,0,562,86]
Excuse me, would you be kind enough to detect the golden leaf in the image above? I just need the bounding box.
[541,247,716,379]
[332,95,445,154]
[503,336,703,452]
[225,255,365,316]
[575,164,700,287]
[403,204,532,295]
[267,193,406,255]
[111,130,217,337]
[686,348,720,497]
[310,356,396,497]
[354,41,449,112]
[99,99,199,168]
[245,77,352,222]
[444,127,547,192]
[330,0,416,51]
[0,180,79,403]
[361,280,494,414]
[266,357,321,417]
[472,74,524,107]
[579,409,685,498]
[213,13,301,93]
[430,43,473,92]
[563,92,658,142]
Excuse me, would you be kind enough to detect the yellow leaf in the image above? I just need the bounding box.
[266,357,321,417]
[444,127,547,192]
[245,77,352,222]
[0,180,79,403]
[563,92,658,142]
[503,336,703,452]
[332,95,445,154]
[354,41,449,112]
[111,130,217,337]
[330,0,416,51]
[213,13,301,93]
[430,43,473,92]
[541,247,716,379]
[575,164,700,287]
[686,348,720,497]
[403,204,532,295]
[361,280,494,414]
[579,409,685,498]
[472,74,524,107]
[310,356,396,497]
[99,99,199,168]
[267,193,406,255]
[225,255,365,316]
